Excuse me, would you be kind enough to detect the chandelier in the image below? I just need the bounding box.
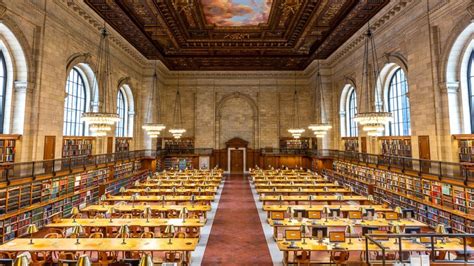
[81,27,119,136]
[308,60,332,138]
[354,24,392,136]
[169,72,186,139]
[288,72,305,139]
[142,63,166,137]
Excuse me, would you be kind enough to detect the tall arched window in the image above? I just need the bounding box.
[347,88,358,137]
[63,68,87,136]
[116,89,127,137]
[387,68,411,136]
[467,51,474,133]
[0,51,7,133]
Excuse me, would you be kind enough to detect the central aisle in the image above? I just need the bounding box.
[201,174,272,265]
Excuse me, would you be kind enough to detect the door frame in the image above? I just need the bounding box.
[227,147,246,174]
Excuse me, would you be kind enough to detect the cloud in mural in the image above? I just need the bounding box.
[201,0,272,26]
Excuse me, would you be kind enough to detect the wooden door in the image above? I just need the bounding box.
[418,136,431,172]
[361,137,367,153]
[107,137,113,154]
[43,136,55,173]
[230,150,244,174]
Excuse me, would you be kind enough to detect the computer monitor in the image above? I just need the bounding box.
[307,211,321,219]
[312,226,328,240]
[329,231,346,243]
[385,212,399,220]
[348,211,362,219]
[402,209,415,219]
[285,230,302,241]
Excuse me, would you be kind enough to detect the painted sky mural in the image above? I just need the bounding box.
[201,0,273,26]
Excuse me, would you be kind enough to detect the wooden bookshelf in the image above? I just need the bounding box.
[115,137,132,153]
[342,137,358,152]
[62,137,94,158]
[453,134,474,163]
[279,137,313,149]
[0,135,20,163]
[164,156,197,170]
[0,160,147,244]
[379,136,412,157]
[325,161,474,233]
[156,137,194,151]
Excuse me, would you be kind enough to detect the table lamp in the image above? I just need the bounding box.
[191,194,196,207]
[157,181,162,186]
[73,224,84,245]
[131,193,139,208]
[138,254,153,266]
[301,225,309,244]
[394,206,403,219]
[145,187,151,198]
[267,181,272,186]
[390,224,402,244]
[324,187,329,192]
[197,187,202,194]
[146,176,151,182]
[278,195,284,207]
[100,195,107,207]
[367,195,374,208]
[13,254,29,266]
[313,181,317,186]
[144,206,151,223]
[298,187,302,192]
[323,175,329,181]
[27,224,38,244]
[119,224,130,244]
[106,208,115,223]
[180,207,188,222]
[287,207,293,222]
[77,254,91,266]
[323,206,331,222]
[134,180,140,187]
[346,225,356,244]
[68,205,79,220]
[309,195,314,208]
[161,195,166,207]
[272,187,277,192]
[336,195,344,208]
[119,187,126,194]
[165,225,175,244]
[290,181,294,186]
[435,223,449,243]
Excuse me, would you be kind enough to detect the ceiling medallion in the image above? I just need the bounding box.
[280,0,302,15]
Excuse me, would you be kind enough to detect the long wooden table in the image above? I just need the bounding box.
[256,188,353,195]
[125,188,217,196]
[135,183,219,189]
[277,238,473,265]
[82,205,212,218]
[262,205,393,219]
[103,195,214,205]
[268,218,428,240]
[46,218,204,228]
[260,195,369,205]
[254,183,340,189]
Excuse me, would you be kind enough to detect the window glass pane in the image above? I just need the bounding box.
[116,89,127,137]
[347,88,358,137]
[468,51,474,133]
[0,51,6,133]
[63,68,87,136]
[388,68,411,136]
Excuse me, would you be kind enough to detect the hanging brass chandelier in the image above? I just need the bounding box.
[81,27,119,136]
[168,72,186,139]
[308,60,332,138]
[354,24,392,136]
[288,72,305,139]
[142,63,166,138]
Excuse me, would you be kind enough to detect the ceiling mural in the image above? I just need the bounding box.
[85,0,390,71]
[201,0,273,26]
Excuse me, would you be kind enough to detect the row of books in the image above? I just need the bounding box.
[0,139,15,163]
[380,138,412,157]
[458,139,474,163]
[62,138,93,158]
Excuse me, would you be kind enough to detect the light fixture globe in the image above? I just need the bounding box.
[354,112,392,125]
[81,112,120,125]
[308,123,332,131]
[142,123,166,132]
[89,124,113,132]
[169,128,186,134]
[362,123,386,132]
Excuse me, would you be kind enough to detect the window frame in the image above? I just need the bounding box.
[63,67,87,136]
[387,68,411,136]
[116,88,127,137]
[346,88,358,137]
[0,51,7,133]
[467,51,474,133]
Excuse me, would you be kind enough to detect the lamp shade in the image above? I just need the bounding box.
[131,193,139,201]
[72,224,84,235]
[71,207,80,216]
[143,206,151,217]
[367,195,374,202]
[27,224,38,235]
[165,225,175,234]
[336,195,344,201]
[106,208,115,216]
[334,181,339,186]
[138,254,153,266]
[119,187,126,193]
[118,224,130,235]
[394,206,403,215]
[300,225,308,234]
[100,195,107,202]
[77,255,91,266]
[180,207,188,218]
[323,206,331,214]
[134,181,140,187]
[145,187,151,193]
[435,224,447,234]
[190,194,196,202]
[287,207,293,215]
[13,254,29,266]
[278,195,283,201]
[346,225,356,234]
[390,224,402,234]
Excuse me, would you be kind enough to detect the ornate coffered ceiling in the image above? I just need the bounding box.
[85,0,389,71]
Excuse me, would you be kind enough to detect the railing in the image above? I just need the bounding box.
[0,150,158,184]
[260,148,309,155]
[365,233,474,265]
[309,149,474,184]
[157,148,213,156]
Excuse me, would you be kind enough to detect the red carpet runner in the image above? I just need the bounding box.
[202,174,273,265]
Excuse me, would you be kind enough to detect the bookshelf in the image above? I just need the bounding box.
[379,136,412,157]
[453,134,474,163]
[156,137,194,151]
[0,160,148,244]
[342,137,358,152]
[279,137,311,150]
[164,156,195,170]
[0,135,20,163]
[115,137,132,153]
[62,137,94,158]
[325,161,474,233]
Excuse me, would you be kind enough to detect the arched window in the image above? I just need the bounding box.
[387,68,411,136]
[0,51,7,133]
[347,88,358,137]
[467,51,474,133]
[116,89,127,137]
[63,68,87,136]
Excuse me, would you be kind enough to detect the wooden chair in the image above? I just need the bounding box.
[58,252,78,266]
[47,228,64,237]
[140,232,154,238]
[330,251,350,265]
[175,232,186,238]
[98,252,117,266]
[185,226,199,238]
[294,250,311,265]
[164,252,182,264]
[30,252,49,266]
[167,209,179,218]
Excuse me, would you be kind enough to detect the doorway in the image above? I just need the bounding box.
[230,149,244,174]
[418,136,431,172]
[43,136,55,173]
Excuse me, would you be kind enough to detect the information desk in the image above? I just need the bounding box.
[260,195,368,205]
[262,205,393,219]
[268,218,427,240]
[103,195,214,205]
[277,238,473,265]
[82,205,211,218]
